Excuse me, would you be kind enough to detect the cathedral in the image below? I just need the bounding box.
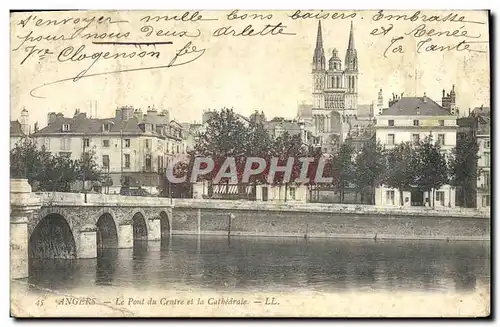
[308,21,359,151]
[312,20,358,115]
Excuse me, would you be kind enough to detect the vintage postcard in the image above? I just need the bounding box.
[10,9,490,317]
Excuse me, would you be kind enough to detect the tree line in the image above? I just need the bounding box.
[171,108,478,206]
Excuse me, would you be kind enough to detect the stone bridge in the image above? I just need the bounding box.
[10,179,490,280]
[10,180,175,279]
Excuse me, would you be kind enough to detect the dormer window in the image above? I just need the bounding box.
[62,123,71,132]
[102,123,112,132]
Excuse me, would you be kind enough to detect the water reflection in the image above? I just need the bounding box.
[28,236,490,294]
[95,248,118,286]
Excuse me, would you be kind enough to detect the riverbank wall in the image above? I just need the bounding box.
[171,200,490,241]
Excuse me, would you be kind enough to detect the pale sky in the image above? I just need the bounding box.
[10,10,490,127]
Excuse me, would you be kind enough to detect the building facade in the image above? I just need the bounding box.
[307,21,359,152]
[472,106,491,210]
[375,90,458,207]
[33,107,186,195]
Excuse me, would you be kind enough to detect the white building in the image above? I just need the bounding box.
[473,106,490,210]
[375,91,458,208]
[32,107,187,195]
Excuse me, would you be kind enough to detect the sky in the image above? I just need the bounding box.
[10,10,490,128]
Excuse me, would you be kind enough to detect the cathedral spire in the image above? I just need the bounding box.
[312,21,325,71]
[347,20,355,50]
[345,21,358,72]
[316,20,323,49]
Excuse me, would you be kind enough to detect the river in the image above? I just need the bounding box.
[26,236,490,294]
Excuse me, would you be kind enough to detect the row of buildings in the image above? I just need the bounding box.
[11,106,188,195]
[10,21,490,210]
[9,96,490,209]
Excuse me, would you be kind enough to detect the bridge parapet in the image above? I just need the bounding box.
[35,192,175,208]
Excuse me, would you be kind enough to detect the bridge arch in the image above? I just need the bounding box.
[159,210,171,239]
[132,211,148,241]
[29,213,76,259]
[96,213,118,250]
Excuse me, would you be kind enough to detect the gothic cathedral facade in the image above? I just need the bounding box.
[311,21,358,143]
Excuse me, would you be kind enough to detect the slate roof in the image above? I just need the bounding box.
[35,113,143,135]
[381,96,452,116]
[33,111,188,138]
[10,121,24,136]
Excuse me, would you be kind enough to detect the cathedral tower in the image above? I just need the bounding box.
[312,21,326,109]
[344,21,358,113]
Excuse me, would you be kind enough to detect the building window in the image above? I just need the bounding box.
[483,171,490,188]
[42,138,50,150]
[387,134,395,145]
[176,145,180,154]
[60,138,71,150]
[436,191,445,206]
[411,134,420,144]
[124,154,130,169]
[289,187,296,200]
[102,155,110,169]
[437,134,445,146]
[103,124,111,132]
[413,119,419,126]
[484,152,490,166]
[482,195,490,207]
[124,139,131,148]
[83,138,90,147]
[388,120,394,126]
[485,140,490,149]
[439,120,444,126]
[145,155,152,171]
[103,139,110,147]
[62,123,71,132]
[145,139,150,149]
[386,190,395,205]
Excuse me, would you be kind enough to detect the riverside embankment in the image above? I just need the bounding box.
[171,199,490,241]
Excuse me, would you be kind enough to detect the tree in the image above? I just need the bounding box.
[383,142,417,206]
[449,132,479,207]
[194,108,250,186]
[413,135,450,207]
[10,138,101,192]
[353,139,385,204]
[245,121,274,197]
[331,142,354,203]
[271,131,306,201]
[10,138,52,187]
[78,150,103,187]
[39,155,80,192]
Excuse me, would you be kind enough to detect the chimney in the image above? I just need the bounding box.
[47,112,57,125]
